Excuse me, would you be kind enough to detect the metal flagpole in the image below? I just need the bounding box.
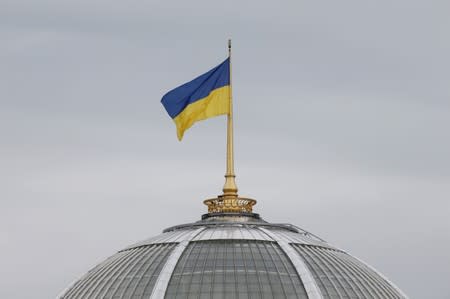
[223,39,238,198]
[205,39,256,215]
[204,39,257,214]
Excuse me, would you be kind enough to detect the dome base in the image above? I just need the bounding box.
[201,211,260,220]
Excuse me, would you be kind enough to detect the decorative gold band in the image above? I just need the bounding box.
[203,196,257,213]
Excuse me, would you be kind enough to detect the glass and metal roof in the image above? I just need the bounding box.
[59,214,408,299]
[166,240,308,298]
[292,245,404,298]
[61,243,176,299]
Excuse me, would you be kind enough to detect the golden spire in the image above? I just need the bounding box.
[204,39,257,214]
[222,39,238,197]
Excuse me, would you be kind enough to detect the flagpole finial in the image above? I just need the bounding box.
[228,39,231,50]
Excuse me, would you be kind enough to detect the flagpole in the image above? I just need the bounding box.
[204,39,257,214]
[223,39,238,197]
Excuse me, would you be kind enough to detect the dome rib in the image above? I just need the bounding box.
[150,227,205,298]
[258,227,322,299]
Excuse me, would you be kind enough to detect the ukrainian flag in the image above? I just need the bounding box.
[161,58,230,140]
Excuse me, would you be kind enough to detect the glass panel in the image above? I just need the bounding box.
[291,244,404,299]
[63,243,176,299]
[166,240,308,298]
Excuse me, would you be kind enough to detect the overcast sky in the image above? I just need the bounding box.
[1,1,449,298]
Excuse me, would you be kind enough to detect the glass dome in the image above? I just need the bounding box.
[59,214,408,298]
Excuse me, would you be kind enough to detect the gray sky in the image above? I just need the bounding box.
[1,1,449,298]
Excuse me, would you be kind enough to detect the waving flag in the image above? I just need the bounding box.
[161,58,230,140]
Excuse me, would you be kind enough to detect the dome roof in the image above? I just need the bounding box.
[59,214,407,298]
